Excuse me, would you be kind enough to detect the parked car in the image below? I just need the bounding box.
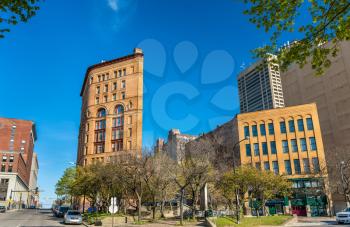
[336,207,350,224]
[57,206,70,218]
[52,205,59,216]
[0,205,6,213]
[64,210,82,225]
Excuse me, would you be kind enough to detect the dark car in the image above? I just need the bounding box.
[0,205,6,213]
[56,206,70,218]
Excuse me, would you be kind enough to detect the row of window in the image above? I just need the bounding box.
[2,156,14,163]
[1,164,13,173]
[256,157,320,175]
[94,117,129,130]
[95,92,126,104]
[244,118,314,138]
[96,81,126,94]
[89,66,135,84]
[96,106,124,118]
[92,140,132,154]
[93,128,131,142]
[245,137,317,157]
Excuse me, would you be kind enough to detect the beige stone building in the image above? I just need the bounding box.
[281,41,350,212]
[190,103,332,216]
[77,48,143,166]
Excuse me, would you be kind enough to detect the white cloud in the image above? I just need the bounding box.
[107,0,119,11]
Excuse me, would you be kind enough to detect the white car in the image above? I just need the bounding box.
[336,207,350,224]
[64,210,83,225]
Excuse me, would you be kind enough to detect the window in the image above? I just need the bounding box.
[309,137,317,150]
[89,76,93,84]
[98,75,101,82]
[294,159,301,174]
[123,68,126,76]
[312,157,320,173]
[112,117,124,127]
[2,156,6,162]
[284,160,292,175]
[260,124,266,136]
[1,164,5,172]
[264,161,270,171]
[95,97,99,104]
[291,139,298,152]
[113,82,117,90]
[280,121,286,133]
[113,71,117,78]
[102,74,105,81]
[262,142,268,155]
[272,161,279,174]
[84,146,88,155]
[95,144,105,154]
[306,118,314,130]
[121,92,125,99]
[118,70,122,77]
[303,158,311,174]
[95,131,105,142]
[252,125,258,137]
[9,156,14,163]
[244,126,250,138]
[270,141,277,154]
[128,128,132,137]
[282,140,289,153]
[128,141,132,150]
[122,80,126,88]
[112,129,123,140]
[246,144,251,157]
[253,143,259,156]
[95,120,106,129]
[112,141,123,152]
[300,138,307,151]
[131,66,134,73]
[268,123,274,135]
[96,86,100,94]
[255,162,261,170]
[97,108,106,117]
[8,165,12,172]
[104,95,108,103]
[115,105,124,115]
[104,84,108,92]
[297,119,304,131]
[85,135,89,143]
[288,120,295,132]
[113,93,116,101]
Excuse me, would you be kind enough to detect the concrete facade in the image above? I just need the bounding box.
[28,152,39,207]
[164,129,197,162]
[77,48,143,165]
[238,56,285,113]
[281,41,350,212]
[0,118,37,209]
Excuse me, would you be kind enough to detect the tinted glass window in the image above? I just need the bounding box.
[306,118,314,130]
[280,121,286,133]
[288,120,295,132]
[252,125,258,137]
[297,119,304,131]
[268,123,274,135]
[260,124,266,136]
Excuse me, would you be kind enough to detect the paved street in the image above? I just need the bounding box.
[286,216,343,227]
[0,209,79,227]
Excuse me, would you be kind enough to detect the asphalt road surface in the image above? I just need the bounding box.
[0,209,82,227]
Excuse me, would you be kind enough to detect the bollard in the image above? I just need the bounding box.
[125,216,128,223]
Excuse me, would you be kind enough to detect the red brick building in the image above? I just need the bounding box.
[0,118,37,209]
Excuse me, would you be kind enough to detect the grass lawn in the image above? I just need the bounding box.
[213,215,292,227]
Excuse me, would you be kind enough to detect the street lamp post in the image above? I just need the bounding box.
[232,136,249,224]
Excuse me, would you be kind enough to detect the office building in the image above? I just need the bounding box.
[190,103,331,216]
[77,48,144,166]
[238,56,285,113]
[281,41,350,212]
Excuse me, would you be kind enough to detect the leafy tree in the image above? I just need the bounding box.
[0,0,40,38]
[244,0,350,75]
[55,167,77,204]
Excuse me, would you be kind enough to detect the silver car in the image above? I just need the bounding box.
[64,210,82,225]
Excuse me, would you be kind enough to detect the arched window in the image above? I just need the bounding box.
[115,105,124,115]
[97,108,106,118]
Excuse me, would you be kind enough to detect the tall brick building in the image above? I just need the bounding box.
[0,118,37,208]
[77,48,143,166]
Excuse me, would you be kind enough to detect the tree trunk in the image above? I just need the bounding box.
[192,191,197,221]
[136,194,142,222]
[160,199,165,218]
[180,188,184,226]
[152,196,156,220]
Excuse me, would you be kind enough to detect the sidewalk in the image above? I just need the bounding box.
[284,216,336,226]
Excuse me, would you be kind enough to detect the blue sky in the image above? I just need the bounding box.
[0,0,300,206]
